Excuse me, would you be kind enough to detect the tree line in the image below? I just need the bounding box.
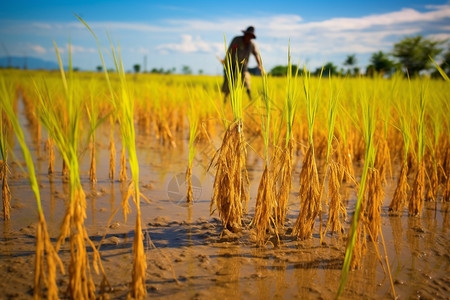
[269,35,449,78]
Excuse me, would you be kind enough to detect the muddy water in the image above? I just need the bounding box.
[0,112,449,299]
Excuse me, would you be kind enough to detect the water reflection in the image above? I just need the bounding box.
[89,182,97,225]
[293,250,319,297]
[442,202,448,234]
[388,215,403,274]
[252,248,270,299]
[272,252,287,299]
[406,216,421,298]
[215,245,241,298]
[109,181,115,212]
[49,175,56,220]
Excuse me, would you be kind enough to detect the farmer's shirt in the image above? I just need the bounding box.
[225,36,258,72]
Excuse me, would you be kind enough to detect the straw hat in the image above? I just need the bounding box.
[242,26,256,39]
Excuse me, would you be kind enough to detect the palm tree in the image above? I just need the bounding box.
[344,54,357,76]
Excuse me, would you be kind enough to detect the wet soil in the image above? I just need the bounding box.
[0,117,449,299]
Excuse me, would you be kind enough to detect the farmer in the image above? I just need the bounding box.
[221,26,262,103]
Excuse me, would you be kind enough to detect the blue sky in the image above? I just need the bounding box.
[1,0,449,74]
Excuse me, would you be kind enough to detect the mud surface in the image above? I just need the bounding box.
[1,113,449,299]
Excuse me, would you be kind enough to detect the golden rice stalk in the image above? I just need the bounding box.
[210,120,249,232]
[366,168,383,241]
[109,136,116,181]
[408,160,425,216]
[34,212,65,300]
[389,162,409,213]
[37,121,42,151]
[47,137,55,174]
[62,159,69,179]
[349,186,368,271]
[323,161,346,238]
[108,116,116,180]
[153,118,160,140]
[252,165,278,246]
[443,173,450,202]
[1,160,11,221]
[119,146,127,182]
[374,138,391,185]
[425,157,438,202]
[350,216,367,270]
[129,210,147,299]
[440,143,450,185]
[57,188,108,299]
[293,146,321,240]
[163,122,177,148]
[342,143,355,183]
[89,144,97,184]
[144,114,151,135]
[275,139,294,228]
[120,182,133,224]
[186,165,193,204]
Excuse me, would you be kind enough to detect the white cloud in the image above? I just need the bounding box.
[68,44,96,54]
[130,47,150,55]
[157,35,222,54]
[31,22,52,30]
[426,33,450,41]
[295,7,450,33]
[30,44,47,54]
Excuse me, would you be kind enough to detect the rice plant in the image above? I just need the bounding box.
[75,14,148,297]
[322,75,346,240]
[274,44,299,229]
[209,36,249,233]
[389,73,412,213]
[337,80,375,296]
[85,81,110,184]
[292,64,323,240]
[186,87,199,203]
[35,40,109,299]
[408,82,427,216]
[251,55,278,246]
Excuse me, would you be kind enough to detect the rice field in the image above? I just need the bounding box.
[0,51,449,299]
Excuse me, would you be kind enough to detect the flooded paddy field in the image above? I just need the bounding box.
[1,111,448,299]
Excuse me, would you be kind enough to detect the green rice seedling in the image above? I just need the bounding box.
[36,40,109,299]
[76,15,147,298]
[1,75,64,299]
[251,56,279,246]
[408,82,427,216]
[275,44,299,229]
[292,64,323,240]
[209,36,249,233]
[430,56,450,81]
